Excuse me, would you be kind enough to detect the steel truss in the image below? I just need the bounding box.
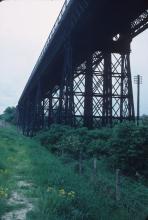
[18,35,135,135]
[71,50,135,128]
[44,34,135,129]
[58,42,75,126]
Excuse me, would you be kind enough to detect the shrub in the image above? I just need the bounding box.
[1,106,16,124]
[109,123,148,177]
[37,122,148,178]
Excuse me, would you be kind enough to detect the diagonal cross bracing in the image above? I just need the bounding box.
[17,0,148,135]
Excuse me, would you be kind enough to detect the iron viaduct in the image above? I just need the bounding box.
[17,0,148,136]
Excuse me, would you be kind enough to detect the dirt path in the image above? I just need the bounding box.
[0,129,36,220]
[2,180,34,220]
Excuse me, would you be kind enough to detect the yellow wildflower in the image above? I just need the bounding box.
[0,169,8,175]
[0,186,8,198]
[47,186,54,192]
[59,189,66,196]
[67,191,75,198]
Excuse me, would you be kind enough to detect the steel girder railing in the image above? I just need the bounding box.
[20,0,90,103]
[131,9,148,38]
[21,0,73,98]
[34,0,72,66]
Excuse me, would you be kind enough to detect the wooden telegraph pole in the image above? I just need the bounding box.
[134,75,142,125]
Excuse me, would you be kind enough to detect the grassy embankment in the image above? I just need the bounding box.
[0,124,148,219]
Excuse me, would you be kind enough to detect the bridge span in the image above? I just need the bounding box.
[17,0,148,136]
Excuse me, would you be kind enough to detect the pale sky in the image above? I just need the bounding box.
[0,0,148,115]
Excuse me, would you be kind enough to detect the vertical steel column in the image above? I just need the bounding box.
[47,90,53,127]
[60,40,74,126]
[26,98,36,136]
[30,98,37,136]
[17,105,23,131]
[41,99,45,129]
[102,53,112,126]
[34,81,43,131]
[58,83,64,124]
[52,86,60,123]
[65,41,74,125]
[120,54,124,122]
[23,98,31,136]
[22,104,26,135]
[126,54,135,120]
[18,103,25,134]
[84,55,93,128]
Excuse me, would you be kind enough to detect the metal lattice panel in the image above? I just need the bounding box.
[73,62,86,127]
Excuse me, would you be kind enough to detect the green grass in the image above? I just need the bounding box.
[0,126,148,219]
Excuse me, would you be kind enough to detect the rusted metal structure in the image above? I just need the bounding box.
[17,0,148,136]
